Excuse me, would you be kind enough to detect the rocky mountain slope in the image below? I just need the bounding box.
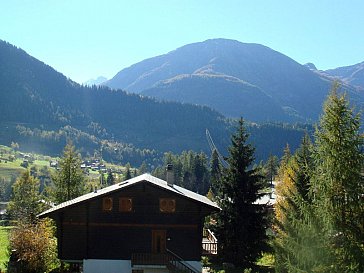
[105,39,362,121]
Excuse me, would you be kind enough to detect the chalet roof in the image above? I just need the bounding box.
[38,173,219,217]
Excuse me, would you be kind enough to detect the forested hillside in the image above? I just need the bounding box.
[0,40,230,164]
[0,40,313,165]
[105,39,364,122]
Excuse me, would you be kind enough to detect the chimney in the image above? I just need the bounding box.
[166,164,174,186]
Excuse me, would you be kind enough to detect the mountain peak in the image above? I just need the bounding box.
[83,76,108,86]
[104,38,344,122]
[304,63,317,70]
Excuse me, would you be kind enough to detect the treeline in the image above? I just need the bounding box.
[0,119,312,168]
[152,151,211,194]
[13,124,160,167]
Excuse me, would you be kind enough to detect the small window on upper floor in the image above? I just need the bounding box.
[102,197,113,211]
[159,198,176,213]
[119,197,133,212]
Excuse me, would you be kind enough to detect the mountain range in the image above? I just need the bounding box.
[104,39,364,122]
[0,40,231,164]
[1,38,362,165]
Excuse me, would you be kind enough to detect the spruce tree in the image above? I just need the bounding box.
[53,142,85,203]
[210,149,222,195]
[124,163,132,180]
[312,86,364,272]
[7,170,45,223]
[106,171,115,186]
[265,154,279,187]
[212,118,268,267]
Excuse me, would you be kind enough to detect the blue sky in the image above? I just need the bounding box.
[1,0,364,83]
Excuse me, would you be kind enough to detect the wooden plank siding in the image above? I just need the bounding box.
[53,182,213,262]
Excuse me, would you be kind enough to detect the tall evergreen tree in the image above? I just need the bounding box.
[106,171,115,186]
[311,86,364,272]
[138,161,148,175]
[124,163,132,180]
[278,143,291,179]
[274,86,364,273]
[53,142,85,203]
[212,118,268,267]
[273,134,328,273]
[210,149,222,195]
[7,170,45,223]
[265,154,279,187]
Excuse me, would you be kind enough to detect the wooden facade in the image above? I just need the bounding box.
[39,174,219,271]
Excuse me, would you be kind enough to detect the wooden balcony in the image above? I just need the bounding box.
[202,228,218,255]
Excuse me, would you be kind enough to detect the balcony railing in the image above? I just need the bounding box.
[202,241,218,255]
[202,228,218,255]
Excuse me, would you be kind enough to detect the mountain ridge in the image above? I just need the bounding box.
[0,39,231,162]
[104,38,364,122]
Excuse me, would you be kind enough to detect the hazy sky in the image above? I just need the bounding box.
[1,0,364,83]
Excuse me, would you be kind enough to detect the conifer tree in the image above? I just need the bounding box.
[138,161,148,175]
[124,163,132,180]
[278,143,291,179]
[212,118,268,267]
[106,171,115,186]
[53,142,85,203]
[273,134,330,272]
[274,86,364,272]
[7,170,45,223]
[210,149,222,195]
[311,86,364,272]
[265,154,279,187]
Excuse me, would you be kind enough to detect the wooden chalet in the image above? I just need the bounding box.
[39,171,219,273]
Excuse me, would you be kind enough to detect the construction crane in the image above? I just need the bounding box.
[206,129,229,168]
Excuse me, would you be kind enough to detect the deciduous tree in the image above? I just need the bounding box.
[9,219,59,273]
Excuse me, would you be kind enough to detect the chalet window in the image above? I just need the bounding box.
[159,198,176,213]
[102,197,113,211]
[119,197,133,212]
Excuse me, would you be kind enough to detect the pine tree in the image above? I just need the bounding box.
[124,163,132,180]
[265,154,279,187]
[278,143,291,179]
[138,161,148,175]
[53,142,85,203]
[210,149,222,195]
[311,86,364,272]
[106,172,115,186]
[7,170,45,223]
[212,118,268,267]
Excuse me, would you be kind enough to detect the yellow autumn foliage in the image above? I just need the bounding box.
[9,219,59,272]
[274,157,299,227]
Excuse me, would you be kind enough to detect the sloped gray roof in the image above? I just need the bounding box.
[38,173,219,217]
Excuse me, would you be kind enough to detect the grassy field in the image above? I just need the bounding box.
[0,226,11,272]
[0,159,25,181]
